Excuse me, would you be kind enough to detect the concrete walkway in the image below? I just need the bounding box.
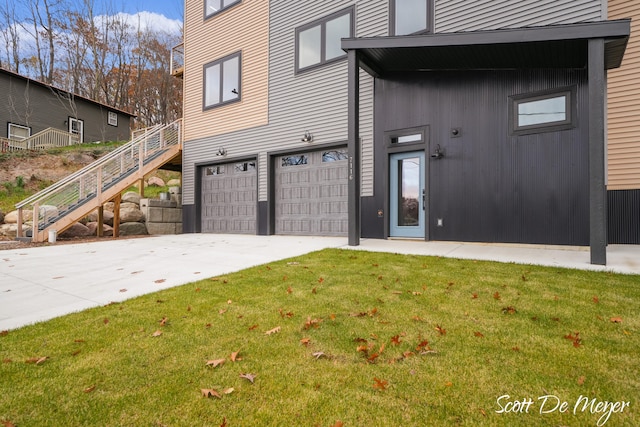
[1,234,638,331]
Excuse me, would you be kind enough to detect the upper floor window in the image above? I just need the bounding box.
[204,52,241,110]
[108,111,118,127]
[295,7,354,73]
[510,88,575,135]
[205,0,240,19]
[391,0,433,35]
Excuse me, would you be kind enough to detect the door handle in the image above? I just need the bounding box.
[431,144,444,159]
[422,189,426,210]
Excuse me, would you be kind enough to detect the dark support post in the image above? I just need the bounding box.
[347,49,361,246]
[588,38,607,265]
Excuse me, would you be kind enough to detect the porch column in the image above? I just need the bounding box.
[347,49,361,246]
[588,38,607,265]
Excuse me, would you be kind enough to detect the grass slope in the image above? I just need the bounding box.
[1,249,638,426]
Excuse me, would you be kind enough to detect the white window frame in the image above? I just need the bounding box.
[68,117,84,143]
[8,123,31,141]
[108,111,118,127]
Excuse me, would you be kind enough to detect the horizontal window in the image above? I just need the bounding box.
[8,123,30,140]
[204,52,241,110]
[322,149,348,162]
[205,166,225,175]
[235,161,256,172]
[282,155,308,167]
[511,89,574,135]
[295,7,354,73]
[205,0,240,19]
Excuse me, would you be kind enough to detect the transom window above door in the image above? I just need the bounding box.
[295,7,354,73]
[391,0,433,36]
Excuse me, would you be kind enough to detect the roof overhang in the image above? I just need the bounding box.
[342,20,631,77]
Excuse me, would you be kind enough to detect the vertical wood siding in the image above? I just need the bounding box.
[607,0,640,190]
[436,0,606,32]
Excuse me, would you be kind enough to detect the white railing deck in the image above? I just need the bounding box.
[15,120,182,242]
[0,128,80,152]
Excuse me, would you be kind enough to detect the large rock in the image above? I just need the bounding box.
[167,179,181,187]
[0,210,4,223]
[122,192,141,205]
[119,222,148,236]
[120,207,145,223]
[86,222,113,236]
[103,202,115,212]
[60,222,92,238]
[39,205,59,224]
[120,202,139,211]
[86,209,114,226]
[147,176,165,187]
[0,223,17,238]
[3,210,33,224]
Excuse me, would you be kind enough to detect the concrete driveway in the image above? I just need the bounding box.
[1,234,638,331]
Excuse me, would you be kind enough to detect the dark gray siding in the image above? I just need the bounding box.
[367,69,590,245]
[0,73,132,143]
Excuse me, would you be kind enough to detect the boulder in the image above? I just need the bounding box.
[3,210,33,224]
[0,223,17,238]
[119,222,148,236]
[60,222,92,238]
[120,202,139,211]
[87,209,114,226]
[86,222,113,236]
[147,176,165,187]
[39,205,59,224]
[122,192,141,205]
[120,207,145,223]
[103,202,115,212]
[0,210,4,223]
[167,179,181,187]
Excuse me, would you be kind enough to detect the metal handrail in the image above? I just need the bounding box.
[16,123,164,208]
[15,119,181,241]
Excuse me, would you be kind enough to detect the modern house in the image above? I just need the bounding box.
[179,0,638,265]
[0,68,135,144]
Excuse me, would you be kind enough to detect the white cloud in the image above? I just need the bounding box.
[97,11,182,36]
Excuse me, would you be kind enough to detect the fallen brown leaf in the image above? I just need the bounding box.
[160,317,168,326]
[201,389,221,398]
[206,359,225,368]
[25,356,48,365]
[2,420,16,427]
[230,351,241,362]
[154,279,166,284]
[493,292,501,300]
[312,352,326,359]
[435,325,446,335]
[474,331,485,338]
[373,377,388,390]
[265,326,281,335]
[577,376,586,385]
[240,373,257,383]
[248,324,258,331]
[83,385,96,393]
[152,330,163,337]
[119,288,127,293]
[610,317,623,323]
[300,338,311,347]
[223,388,235,395]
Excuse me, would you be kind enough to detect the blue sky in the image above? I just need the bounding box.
[119,0,184,21]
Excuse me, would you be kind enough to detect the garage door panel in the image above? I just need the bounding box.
[275,148,348,237]
[201,161,257,234]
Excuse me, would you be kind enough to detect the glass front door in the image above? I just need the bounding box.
[389,151,425,238]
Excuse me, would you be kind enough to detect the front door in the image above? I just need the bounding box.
[389,151,425,238]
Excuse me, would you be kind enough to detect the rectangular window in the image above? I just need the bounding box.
[393,133,422,144]
[205,0,240,19]
[108,111,118,127]
[206,165,225,175]
[204,52,241,110]
[391,0,432,36]
[8,123,30,140]
[235,161,256,172]
[282,155,308,167]
[295,7,354,73]
[511,89,574,135]
[322,149,348,162]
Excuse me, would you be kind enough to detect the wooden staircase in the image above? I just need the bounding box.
[15,120,182,243]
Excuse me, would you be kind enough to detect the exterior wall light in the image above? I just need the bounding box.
[216,147,227,156]
[301,130,313,143]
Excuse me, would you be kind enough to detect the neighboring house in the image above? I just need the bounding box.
[180,0,637,265]
[0,68,135,144]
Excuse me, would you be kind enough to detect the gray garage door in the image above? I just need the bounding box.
[275,148,348,236]
[201,160,256,234]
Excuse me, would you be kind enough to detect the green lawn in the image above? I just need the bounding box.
[1,249,638,426]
